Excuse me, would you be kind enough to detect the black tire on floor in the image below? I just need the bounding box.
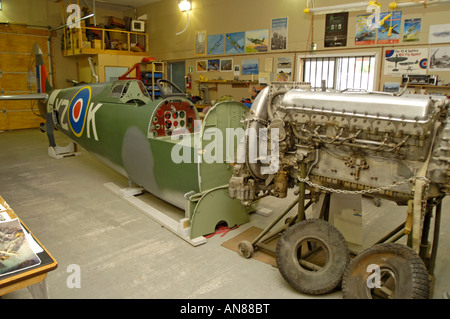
[342,242,430,299]
[275,218,350,295]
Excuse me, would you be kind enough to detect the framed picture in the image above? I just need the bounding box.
[195,30,206,55]
[271,17,288,50]
[208,59,220,71]
[245,29,269,53]
[207,34,225,55]
[241,59,259,75]
[225,32,245,54]
[220,58,233,71]
[196,60,207,72]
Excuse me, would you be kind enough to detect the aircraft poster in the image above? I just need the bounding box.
[207,59,220,71]
[245,29,269,53]
[429,24,450,44]
[324,12,348,47]
[220,58,233,71]
[377,11,402,44]
[403,18,421,42]
[429,46,450,71]
[196,60,207,72]
[271,17,288,50]
[241,59,259,75]
[384,48,428,76]
[195,31,206,55]
[355,14,376,45]
[207,34,225,55]
[225,32,245,54]
[0,219,41,277]
[276,57,293,81]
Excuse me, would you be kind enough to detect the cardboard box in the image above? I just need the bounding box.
[82,41,91,49]
[92,39,102,49]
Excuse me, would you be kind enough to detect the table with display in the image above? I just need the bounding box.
[0,196,58,298]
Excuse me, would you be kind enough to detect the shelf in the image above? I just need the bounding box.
[403,84,450,88]
[198,80,259,90]
[199,80,258,85]
[119,61,166,100]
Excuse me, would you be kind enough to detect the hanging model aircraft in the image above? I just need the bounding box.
[0,44,251,245]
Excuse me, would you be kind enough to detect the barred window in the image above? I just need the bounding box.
[301,55,376,91]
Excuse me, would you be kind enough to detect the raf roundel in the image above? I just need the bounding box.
[68,87,92,137]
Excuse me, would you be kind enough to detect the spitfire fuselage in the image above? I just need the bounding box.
[46,80,205,209]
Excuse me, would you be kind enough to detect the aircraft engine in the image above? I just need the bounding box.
[229,83,449,206]
[228,82,449,298]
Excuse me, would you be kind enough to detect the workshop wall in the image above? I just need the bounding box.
[0,0,129,89]
[136,0,450,101]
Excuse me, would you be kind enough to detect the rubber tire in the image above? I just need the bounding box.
[342,243,430,299]
[276,218,350,295]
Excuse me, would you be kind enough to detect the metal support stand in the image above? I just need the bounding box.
[238,190,313,258]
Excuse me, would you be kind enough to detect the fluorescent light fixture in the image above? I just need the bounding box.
[390,0,450,9]
[0,0,2,10]
[178,0,191,12]
[304,1,370,14]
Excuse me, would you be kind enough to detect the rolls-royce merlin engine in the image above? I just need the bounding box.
[230,83,449,206]
[229,82,449,298]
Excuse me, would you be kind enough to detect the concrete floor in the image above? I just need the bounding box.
[0,128,449,299]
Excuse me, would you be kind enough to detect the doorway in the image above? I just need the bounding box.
[168,61,186,92]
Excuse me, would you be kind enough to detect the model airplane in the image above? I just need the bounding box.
[0,44,251,244]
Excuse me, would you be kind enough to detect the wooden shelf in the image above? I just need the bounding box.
[199,80,258,85]
[403,84,450,88]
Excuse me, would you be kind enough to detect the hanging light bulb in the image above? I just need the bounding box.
[178,0,192,12]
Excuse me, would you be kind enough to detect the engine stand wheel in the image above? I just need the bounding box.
[342,242,431,299]
[276,218,350,295]
[238,240,254,259]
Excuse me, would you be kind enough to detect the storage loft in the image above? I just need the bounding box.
[63,24,149,57]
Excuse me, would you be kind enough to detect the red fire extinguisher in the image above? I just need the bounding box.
[185,73,192,90]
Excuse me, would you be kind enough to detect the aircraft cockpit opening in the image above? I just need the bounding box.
[109,80,151,105]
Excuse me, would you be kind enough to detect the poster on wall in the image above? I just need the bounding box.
[220,58,233,71]
[225,32,245,54]
[207,34,225,55]
[241,59,259,75]
[403,18,421,42]
[429,24,450,44]
[195,31,206,55]
[324,12,348,47]
[429,46,450,71]
[276,57,293,81]
[355,14,376,45]
[245,29,269,53]
[377,10,402,44]
[383,82,400,93]
[207,59,220,71]
[196,60,207,72]
[384,48,428,76]
[271,17,288,50]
